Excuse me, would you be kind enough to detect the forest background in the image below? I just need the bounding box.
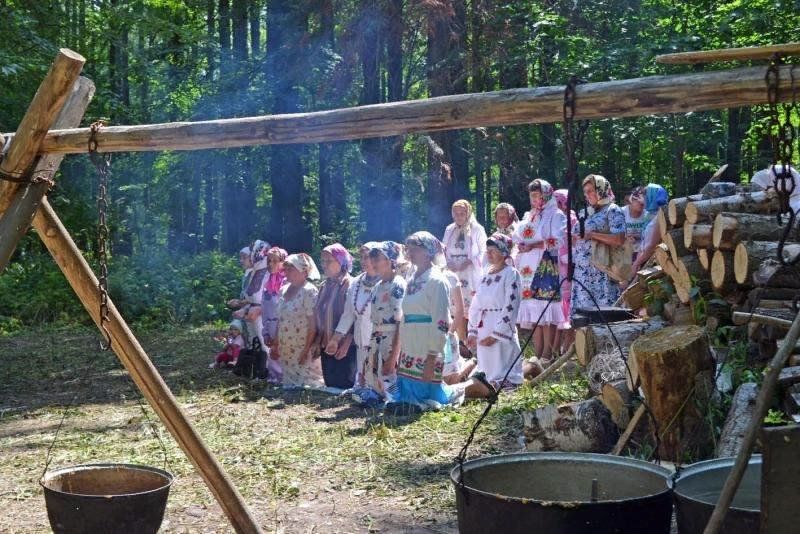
[1,0,798,331]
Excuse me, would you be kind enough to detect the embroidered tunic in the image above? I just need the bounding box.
[335,272,379,386]
[467,266,523,386]
[443,220,487,310]
[277,282,324,388]
[365,275,406,399]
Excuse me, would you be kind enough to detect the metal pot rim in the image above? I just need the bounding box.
[450,452,673,506]
[40,462,174,498]
[673,455,761,512]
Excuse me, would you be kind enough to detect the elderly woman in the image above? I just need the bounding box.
[326,242,382,393]
[273,253,323,388]
[571,175,626,312]
[233,240,270,348]
[443,199,487,320]
[316,243,357,390]
[494,202,519,237]
[631,183,670,273]
[262,246,288,383]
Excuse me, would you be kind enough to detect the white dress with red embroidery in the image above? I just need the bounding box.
[467,265,523,387]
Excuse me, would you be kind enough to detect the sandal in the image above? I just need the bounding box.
[471,371,496,396]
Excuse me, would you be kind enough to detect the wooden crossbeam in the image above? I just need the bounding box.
[656,43,800,65]
[2,65,797,154]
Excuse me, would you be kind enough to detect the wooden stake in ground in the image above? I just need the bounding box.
[611,403,647,455]
[630,325,714,461]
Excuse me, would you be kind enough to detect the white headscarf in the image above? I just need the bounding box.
[285,253,321,281]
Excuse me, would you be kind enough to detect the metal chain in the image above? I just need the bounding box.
[765,56,800,266]
[563,76,589,279]
[88,120,113,350]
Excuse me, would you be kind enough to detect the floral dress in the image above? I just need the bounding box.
[277,282,323,388]
[571,204,626,314]
[468,265,523,388]
[365,275,406,400]
[395,267,463,408]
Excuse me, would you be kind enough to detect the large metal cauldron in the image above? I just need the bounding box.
[451,452,673,534]
[40,463,173,534]
[674,455,761,534]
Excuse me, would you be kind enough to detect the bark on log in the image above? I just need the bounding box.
[753,260,800,288]
[665,229,688,262]
[748,287,800,304]
[600,380,634,430]
[735,241,800,285]
[654,243,671,267]
[522,397,619,453]
[656,43,800,65]
[700,180,736,199]
[620,267,665,310]
[698,249,711,271]
[733,310,794,329]
[778,367,800,389]
[712,212,797,250]
[683,222,713,250]
[715,382,758,457]
[631,325,714,461]
[8,65,800,155]
[657,208,670,238]
[0,48,85,216]
[711,250,737,291]
[575,317,666,367]
[669,195,702,226]
[684,190,779,224]
[676,254,704,289]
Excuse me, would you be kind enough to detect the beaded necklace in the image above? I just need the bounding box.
[354,274,379,315]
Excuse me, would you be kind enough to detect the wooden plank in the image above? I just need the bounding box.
[611,403,647,455]
[656,43,800,65]
[0,48,85,215]
[0,77,94,273]
[760,425,800,533]
[30,199,263,533]
[3,65,799,155]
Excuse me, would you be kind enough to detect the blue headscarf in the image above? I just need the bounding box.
[644,184,668,214]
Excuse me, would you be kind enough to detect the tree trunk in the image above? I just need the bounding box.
[522,397,619,453]
[710,250,736,291]
[675,254,703,289]
[575,317,665,367]
[713,212,798,250]
[218,0,231,75]
[683,222,712,250]
[754,261,800,288]
[697,248,710,271]
[657,208,669,238]
[668,194,702,226]
[631,325,715,461]
[685,190,779,224]
[716,382,758,457]
[735,241,800,285]
[249,0,260,56]
[664,228,687,262]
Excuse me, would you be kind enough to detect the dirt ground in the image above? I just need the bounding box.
[0,326,533,533]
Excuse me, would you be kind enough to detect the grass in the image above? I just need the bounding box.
[0,325,588,533]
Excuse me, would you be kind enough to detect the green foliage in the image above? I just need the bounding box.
[764,408,791,426]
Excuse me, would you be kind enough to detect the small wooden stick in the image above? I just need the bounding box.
[612,403,647,455]
[732,311,793,329]
[656,43,800,65]
[528,343,575,386]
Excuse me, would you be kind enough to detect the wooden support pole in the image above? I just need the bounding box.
[0,48,85,215]
[4,65,799,155]
[30,199,263,534]
[611,403,647,455]
[656,43,800,65]
[703,310,800,534]
[0,77,94,273]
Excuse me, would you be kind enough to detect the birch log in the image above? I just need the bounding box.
[683,222,713,250]
[734,241,800,285]
[684,191,779,224]
[668,195,702,226]
[712,212,796,250]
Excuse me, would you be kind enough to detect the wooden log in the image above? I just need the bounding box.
[611,403,647,455]
[735,241,800,285]
[684,190,779,224]
[733,310,794,329]
[575,317,665,367]
[522,397,619,453]
[654,243,671,267]
[697,248,711,271]
[778,366,800,389]
[711,250,737,291]
[656,42,800,65]
[631,325,714,461]
[527,344,576,386]
[600,380,634,430]
[620,267,665,310]
[676,254,704,288]
[668,195,702,226]
[657,208,669,238]
[749,287,800,303]
[715,382,758,457]
[703,309,800,534]
[683,222,713,250]
[664,229,688,262]
[0,48,85,216]
[712,212,797,250]
[6,65,800,155]
[753,260,800,288]
[0,77,94,274]
[30,200,262,533]
[784,384,800,417]
[776,337,800,354]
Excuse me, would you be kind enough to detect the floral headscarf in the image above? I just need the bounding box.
[372,240,405,267]
[250,240,271,270]
[553,189,569,212]
[360,241,382,253]
[486,232,513,258]
[529,179,557,217]
[406,231,444,259]
[285,253,321,281]
[265,247,288,295]
[323,243,353,274]
[643,183,669,214]
[583,174,615,207]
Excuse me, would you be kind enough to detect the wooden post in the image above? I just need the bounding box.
[0,77,94,273]
[704,312,800,534]
[30,199,263,533]
[0,48,85,216]
[3,65,800,154]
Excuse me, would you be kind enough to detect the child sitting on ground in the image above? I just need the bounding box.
[210,319,246,368]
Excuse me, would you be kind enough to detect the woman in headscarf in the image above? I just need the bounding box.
[571,174,626,311]
[494,202,519,237]
[326,242,382,395]
[262,246,288,383]
[233,240,270,348]
[631,183,670,274]
[442,199,488,322]
[553,189,578,351]
[363,241,407,402]
[274,253,323,388]
[512,179,566,361]
[466,233,524,390]
[316,243,357,390]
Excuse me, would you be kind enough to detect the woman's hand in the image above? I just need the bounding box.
[324,335,340,356]
[422,355,436,382]
[334,340,350,360]
[269,341,280,360]
[479,336,498,347]
[467,334,478,350]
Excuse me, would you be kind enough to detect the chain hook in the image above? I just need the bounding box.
[89,120,113,350]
